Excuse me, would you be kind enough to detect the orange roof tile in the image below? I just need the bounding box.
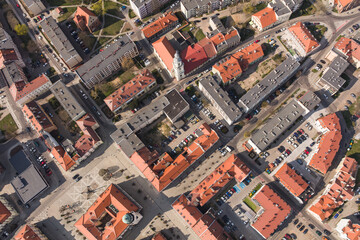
[212,56,242,84]
[233,42,264,70]
[0,200,11,224]
[142,12,178,39]
[74,113,101,157]
[252,7,277,29]
[289,22,319,54]
[104,69,156,111]
[197,37,217,59]
[51,146,75,171]
[189,154,250,206]
[9,74,50,102]
[275,164,309,197]
[308,113,342,174]
[341,220,360,240]
[73,7,99,32]
[75,184,140,240]
[210,32,226,46]
[0,49,18,68]
[22,101,55,134]
[152,37,175,72]
[252,185,291,239]
[152,232,167,240]
[181,42,209,74]
[172,195,230,240]
[338,0,356,8]
[130,123,219,191]
[14,225,43,240]
[335,37,360,63]
[309,157,357,221]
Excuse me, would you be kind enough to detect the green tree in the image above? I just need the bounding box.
[261,101,268,108]
[91,0,103,16]
[14,24,28,36]
[244,4,255,14]
[244,131,251,138]
[98,168,108,176]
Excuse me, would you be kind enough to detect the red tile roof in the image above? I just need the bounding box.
[73,7,100,32]
[74,114,100,157]
[22,101,55,133]
[288,22,319,54]
[152,232,167,240]
[75,184,140,240]
[233,42,264,70]
[9,74,50,102]
[309,157,357,221]
[172,195,230,240]
[252,8,277,29]
[142,12,178,39]
[181,42,209,74]
[104,69,156,111]
[189,154,250,206]
[51,146,76,171]
[335,37,360,63]
[0,49,18,68]
[130,123,219,191]
[275,163,309,197]
[308,113,342,174]
[197,37,217,59]
[14,225,43,240]
[152,37,175,72]
[212,56,242,84]
[251,185,291,239]
[0,200,11,224]
[340,220,360,240]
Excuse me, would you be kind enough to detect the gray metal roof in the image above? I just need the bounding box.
[50,81,86,121]
[269,0,291,17]
[23,0,45,15]
[199,76,242,124]
[181,0,200,10]
[40,17,82,68]
[163,89,190,122]
[320,55,349,91]
[209,15,225,33]
[76,35,137,84]
[9,150,31,174]
[0,28,15,49]
[11,164,49,204]
[297,91,321,112]
[238,57,300,112]
[1,62,25,86]
[250,99,306,152]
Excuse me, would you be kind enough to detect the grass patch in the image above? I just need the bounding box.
[5,10,19,31]
[117,0,129,4]
[347,139,360,163]
[78,31,97,49]
[312,69,318,73]
[128,9,136,18]
[118,70,135,84]
[102,15,124,35]
[243,196,259,213]
[0,114,18,136]
[307,24,327,41]
[195,29,205,41]
[46,0,83,6]
[57,7,76,22]
[98,37,111,46]
[336,35,345,41]
[104,1,123,17]
[255,2,267,11]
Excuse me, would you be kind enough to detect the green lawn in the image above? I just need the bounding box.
[98,37,111,46]
[117,0,129,4]
[102,15,124,35]
[46,0,83,6]
[195,29,205,41]
[118,70,135,84]
[290,0,316,18]
[347,139,360,162]
[0,114,18,136]
[128,9,136,18]
[57,7,76,22]
[78,32,97,49]
[243,196,259,213]
[104,1,123,17]
[255,2,267,11]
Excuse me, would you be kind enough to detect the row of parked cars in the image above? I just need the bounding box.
[202,107,215,120]
[68,22,90,54]
[37,155,52,176]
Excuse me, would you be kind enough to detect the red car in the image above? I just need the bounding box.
[286,149,291,155]
[40,161,46,166]
[304,150,309,155]
[46,170,52,176]
[299,128,304,134]
[254,39,260,43]
[16,3,20,7]
[284,234,292,240]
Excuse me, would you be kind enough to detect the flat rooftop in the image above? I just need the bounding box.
[320,55,349,91]
[238,57,300,112]
[9,150,31,174]
[50,81,85,121]
[250,99,306,152]
[11,165,49,204]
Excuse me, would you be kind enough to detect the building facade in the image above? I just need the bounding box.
[22,0,46,15]
[180,0,234,18]
[130,0,169,19]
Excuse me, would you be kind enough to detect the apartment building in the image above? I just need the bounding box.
[14,224,48,240]
[334,37,360,68]
[22,0,46,15]
[130,0,169,19]
[73,6,101,33]
[199,76,242,125]
[50,81,86,121]
[9,74,52,106]
[22,101,57,133]
[336,219,360,240]
[0,61,27,85]
[283,22,320,57]
[104,69,157,112]
[40,17,83,68]
[251,0,303,31]
[309,157,357,221]
[142,11,179,41]
[329,0,360,12]
[316,55,349,95]
[180,0,234,18]
[238,57,300,113]
[76,35,138,89]
[0,28,25,68]
[0,196,18,231]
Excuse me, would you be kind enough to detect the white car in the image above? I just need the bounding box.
[264,34,270,38]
